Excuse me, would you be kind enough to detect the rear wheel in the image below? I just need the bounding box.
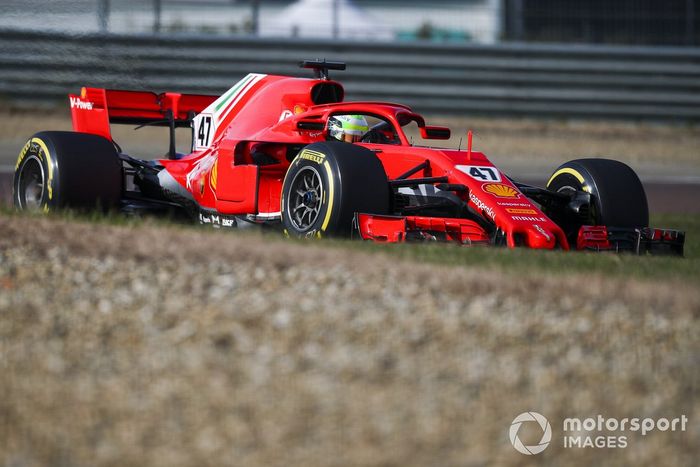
[546,158,648,235]
[13,131,122,212]
[281,141,390,237]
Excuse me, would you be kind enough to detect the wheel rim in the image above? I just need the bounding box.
[556,185,577,194]
[287,166,324,231]
[17,155,45,210]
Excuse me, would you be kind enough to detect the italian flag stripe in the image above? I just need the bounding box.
[214,74,256,112]
[217,73,264,119]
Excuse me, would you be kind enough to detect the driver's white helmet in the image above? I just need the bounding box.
[328,114,369,143]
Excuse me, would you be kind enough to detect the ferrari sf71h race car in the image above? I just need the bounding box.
[13,60,685,255]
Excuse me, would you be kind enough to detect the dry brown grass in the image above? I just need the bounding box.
[2,109,699,175]
[0,214,698,466]
[427,117,700,173]
[0,109,193,164]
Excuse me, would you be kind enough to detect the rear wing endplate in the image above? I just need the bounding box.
[69,87,217,142]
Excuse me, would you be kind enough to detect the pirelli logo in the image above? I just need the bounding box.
[299,149,326,164]
[506,208,538,215]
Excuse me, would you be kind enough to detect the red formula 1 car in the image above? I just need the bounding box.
[13,60,684,255]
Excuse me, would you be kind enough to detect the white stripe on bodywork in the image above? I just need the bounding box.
[158,168,194,200]
[397,184,444,197]
[193,73,267,150]
[255,211,281,218]
[186,150,217,190]
[206,73,266,123]
[245,212,282,223]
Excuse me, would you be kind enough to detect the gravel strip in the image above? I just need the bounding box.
[0,215,698,467]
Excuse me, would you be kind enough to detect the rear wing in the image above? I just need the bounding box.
[69,87,217,142]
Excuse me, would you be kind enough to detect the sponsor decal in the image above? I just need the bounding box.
[469,191,496,220]
[533,224,551,242]
[299,149,325,164]
[497,201,531,207]
[506,207,537,215]
[320,160,335,232]
[482,183,519,198]
[69,96,94,110]
[278,109,293,121]
[199,212,236,227]
[512,215,548,222]
[16,138,54,203]
[457,165,502,182]
[15,140,31,171]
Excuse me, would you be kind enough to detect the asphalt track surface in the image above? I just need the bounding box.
[1,169,698,214]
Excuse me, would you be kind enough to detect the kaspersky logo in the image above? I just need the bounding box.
[509,412,552,455]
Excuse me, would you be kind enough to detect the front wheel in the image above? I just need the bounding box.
[546,158,648,234]
[281,142,390,237]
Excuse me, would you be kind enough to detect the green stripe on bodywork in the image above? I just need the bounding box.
[215,74,255,112]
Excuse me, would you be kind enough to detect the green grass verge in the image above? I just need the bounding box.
[330,213,699,283]
[2,207,697,283]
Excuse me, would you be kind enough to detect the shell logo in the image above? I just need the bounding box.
[482,183,520,198]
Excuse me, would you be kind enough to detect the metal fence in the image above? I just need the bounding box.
[1,0,698,46]
[0,0,500,44]
[1,29,699,121]
[503,0,700,46]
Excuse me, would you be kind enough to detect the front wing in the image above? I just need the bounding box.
[354,213,685,255]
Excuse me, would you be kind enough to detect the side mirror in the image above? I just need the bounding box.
[420,126,451,140]
[297,120,326,131]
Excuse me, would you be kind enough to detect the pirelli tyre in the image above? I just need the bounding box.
[13,131,122,212]
[281,141,390,237]
[546,158,649,228]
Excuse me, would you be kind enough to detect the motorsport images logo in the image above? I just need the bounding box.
[509,412,552,455]
[508,411,688,455]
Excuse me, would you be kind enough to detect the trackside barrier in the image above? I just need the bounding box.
[1,29,699,120]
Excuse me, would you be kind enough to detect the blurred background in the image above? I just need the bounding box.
[0,0,699,210]
[1,0,699,116]
[1,0,699,45]
[1,0,698,117]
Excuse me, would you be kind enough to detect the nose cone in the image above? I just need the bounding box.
[527,224,557,249]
